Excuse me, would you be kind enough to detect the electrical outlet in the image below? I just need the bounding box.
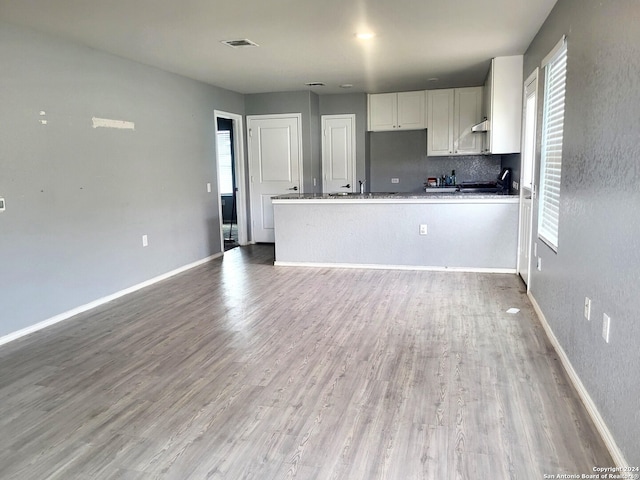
[142,235,148,247]
[313,178,317,187]
[0,197,5,212]
[513,181,519,190]
[584,297,591,320]
[602,313,610,343]
[419,224,428,235]
[391,178,399,184]
[536,256,542,271]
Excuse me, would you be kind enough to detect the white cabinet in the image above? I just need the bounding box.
[368,91,426,131]
[427,87,483,156]
[482,55,523,154]
[426,89,454,156]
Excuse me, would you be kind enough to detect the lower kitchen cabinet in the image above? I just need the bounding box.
[427,87,483,156]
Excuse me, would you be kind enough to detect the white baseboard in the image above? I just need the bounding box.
[528,292,629,468]
[274,260,516,274]
[0,252,223,347]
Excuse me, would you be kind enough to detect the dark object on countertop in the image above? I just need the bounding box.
[459,168,511,194]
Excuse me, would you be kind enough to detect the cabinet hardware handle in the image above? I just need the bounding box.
[288,186,298,191]
[341,184,351,189]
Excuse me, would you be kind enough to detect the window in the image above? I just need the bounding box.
[538,37,567,251]
[217,130,234,195]
[521,70,538,190]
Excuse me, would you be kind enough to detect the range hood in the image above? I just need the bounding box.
[471,118,489,132]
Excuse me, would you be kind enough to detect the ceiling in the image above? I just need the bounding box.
[0,0,557,95]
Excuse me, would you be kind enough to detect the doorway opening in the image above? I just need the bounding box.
[214,110,247,252]
[217,118,238,250]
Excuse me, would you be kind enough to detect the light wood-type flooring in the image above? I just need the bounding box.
[0,245,612,479]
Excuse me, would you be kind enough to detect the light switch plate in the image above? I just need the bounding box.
[584,297,591,321]
[602,313,610,343]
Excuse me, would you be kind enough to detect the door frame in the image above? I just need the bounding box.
[247,113,303,243]
[214,110,248,248]
[321,114,356,193]
[516,68,539,288]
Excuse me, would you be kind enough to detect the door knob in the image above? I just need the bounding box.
[288,186,298,191]
[341,184,351,189]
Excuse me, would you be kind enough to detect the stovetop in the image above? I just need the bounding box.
[458,181,500,193]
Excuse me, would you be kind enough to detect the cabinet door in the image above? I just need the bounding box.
[454,87,483,155]
[489,55,523,154]
[368,93,397,131]
[427,89,454,156]
[482,63,493,154]
[397,91,425,129]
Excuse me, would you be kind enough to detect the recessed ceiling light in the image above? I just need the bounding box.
[427,77,439,82]
[305,82,325,87]
[221,39,259,48]
[340,84,353,89]
[356,32,375,40]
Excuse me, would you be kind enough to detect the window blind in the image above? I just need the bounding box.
[538,38,567,251]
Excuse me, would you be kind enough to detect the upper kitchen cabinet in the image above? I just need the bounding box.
[367,91,426,131]
[479,55,524,154]
[427,87,483,156]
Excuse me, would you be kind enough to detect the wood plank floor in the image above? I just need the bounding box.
[0,245,612,479]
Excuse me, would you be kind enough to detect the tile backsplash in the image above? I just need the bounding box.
[424,155,501,184]
[368,130,504,192]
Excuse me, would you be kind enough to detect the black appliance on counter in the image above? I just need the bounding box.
[458,168,511,194]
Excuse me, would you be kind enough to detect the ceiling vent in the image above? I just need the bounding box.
[221,39,259,48]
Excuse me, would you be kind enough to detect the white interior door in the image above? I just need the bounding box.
[248,114,302,243]
[518,69,538,286]
[322,115,356,194]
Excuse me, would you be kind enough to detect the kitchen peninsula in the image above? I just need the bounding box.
[272,192,519,271]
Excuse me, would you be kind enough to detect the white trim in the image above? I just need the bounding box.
[272,196,519,205]
[275,261,516,274]
[541,35,567,67]
[214,110,248,246]
[0,253,223,347]
[528,292,629,469]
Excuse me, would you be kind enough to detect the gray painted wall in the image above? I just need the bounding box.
[369,130,502,192]
[245,91,321,194]
[0,21,244,337]
[318,93,368,189]
[525,0,640,464]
